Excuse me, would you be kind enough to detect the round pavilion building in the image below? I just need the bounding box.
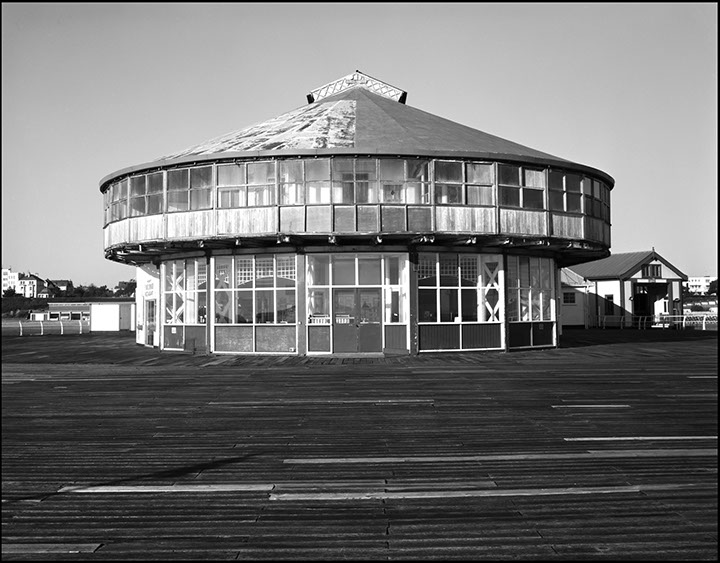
[100,71,614,356]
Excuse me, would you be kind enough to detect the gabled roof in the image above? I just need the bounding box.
[560,267,590,286]
[568,250,687,281]
[18,273,44,282]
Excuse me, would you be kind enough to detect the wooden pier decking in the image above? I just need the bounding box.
[2,330,717,560]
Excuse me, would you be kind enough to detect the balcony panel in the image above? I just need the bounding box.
[408,206,432,232]
[168,210,215,238]
[306,206,332,233]
[216,208,275,236]
[381,206,406,232]
[280,207,305,232]
[584,216,606,243]
[357,205,379,232]
[334,206,356,232]
[500,209,547,236]
[473,207,496,233]
[436,207,473,232]
[551,214,583,239]
[128,215,164,242]
[104,220,130,248]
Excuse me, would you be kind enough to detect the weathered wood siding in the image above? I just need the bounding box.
[435,207,496,233]
[500,209,547,235]
[216,208,276,236]
[551,214,584,239]
[104,205,608,248]
[128,215,164,242]
[167,211,215,239]
[104,221,129,248]
[584,217,606,244]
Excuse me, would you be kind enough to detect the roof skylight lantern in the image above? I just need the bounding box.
[306,70,407,104]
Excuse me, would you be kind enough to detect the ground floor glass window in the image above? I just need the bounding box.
[417,253,504,351]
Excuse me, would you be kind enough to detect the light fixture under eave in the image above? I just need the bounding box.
[374,235,383,244]
[328,235,337,245]
[277,234,290,244]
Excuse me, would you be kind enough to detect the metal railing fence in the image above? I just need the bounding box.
[1,319,91,336]
[595,314,717,330]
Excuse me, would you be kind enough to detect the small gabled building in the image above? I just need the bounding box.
[49,279,74,293]
[563,249,687,327]
[36,280,61,299]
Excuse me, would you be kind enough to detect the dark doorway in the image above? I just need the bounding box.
[633,282,669,317]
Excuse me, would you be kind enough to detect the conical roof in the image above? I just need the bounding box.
[102,72,613,187]
[156,86,572,164]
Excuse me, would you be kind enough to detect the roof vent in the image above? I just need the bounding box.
[307,70,407,104]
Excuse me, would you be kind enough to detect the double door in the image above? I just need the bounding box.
[333,288,382,352]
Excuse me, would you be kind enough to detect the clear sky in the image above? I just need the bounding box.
[2,2,717,288]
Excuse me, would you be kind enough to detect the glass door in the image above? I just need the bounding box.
[333,288,357,352]
[145,299,156,346]
[357,288,382,352]
[332,288,383,353]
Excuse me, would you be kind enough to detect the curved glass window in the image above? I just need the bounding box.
[499,164,545,210]
[103,157,610,230]
[549,170,583,213]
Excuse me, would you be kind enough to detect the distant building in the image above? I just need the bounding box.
[561,249,687,328]
[49,279,74,293]
[17,273,47,299]
[45,299,135,331]
[2,268,20,295]
[559,268,592,328]
[684,276,717,295]
[36,280,61,299]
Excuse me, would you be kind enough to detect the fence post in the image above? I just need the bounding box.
[703,316,706,330]
[60,321,64,335]
[40,321,43,335]
[79,320,82,334]
[19,321,22,336]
